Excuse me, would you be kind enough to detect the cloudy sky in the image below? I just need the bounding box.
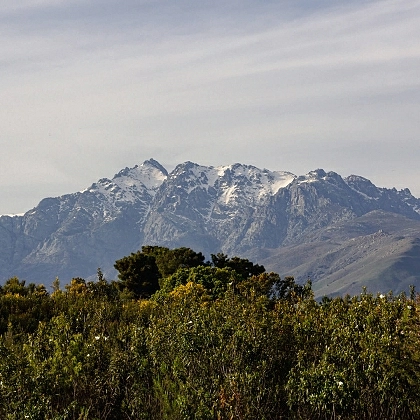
[1,0,419,214]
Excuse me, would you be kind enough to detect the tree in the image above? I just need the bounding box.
[65,278,88,295]
[272,276,312,302]
[2,276,28,296]
[142,246,207,278]
[158,266,240,299]
[211,253,265,279]
[114,252,160,299]
[86,268,118,300]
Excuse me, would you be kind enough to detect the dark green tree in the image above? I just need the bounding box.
[211,253,265,279]
[114,252,160,298]
[142,246,207,278]
[273,276,312,302]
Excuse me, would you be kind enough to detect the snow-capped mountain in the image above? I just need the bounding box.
[1,159,420,296]
[142,162,296,253]
[0,159,167,284]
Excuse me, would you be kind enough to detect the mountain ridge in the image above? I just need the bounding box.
[1,159,420,297]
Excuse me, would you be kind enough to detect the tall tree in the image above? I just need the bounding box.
[114,252,160,298]
[211,253,265,279]
[142,246,207,278]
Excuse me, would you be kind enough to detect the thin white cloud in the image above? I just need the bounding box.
[1,0,420,213]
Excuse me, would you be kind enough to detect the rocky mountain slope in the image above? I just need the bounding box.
[1,159,420,297]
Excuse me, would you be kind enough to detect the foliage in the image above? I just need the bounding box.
[156,265,240,300]
[142,246,207,278]
[114,251,160,298]
[1,247,420,419]
[114,246,207,298]
[211,253,265,279]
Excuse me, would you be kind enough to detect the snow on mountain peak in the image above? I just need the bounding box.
[85,159,168,201]
[265,170,296,194]
[113,160,168,192]
[296,169,329,184]
[72,160,168,220]
[154,162,297,215]
[168,162,295,202]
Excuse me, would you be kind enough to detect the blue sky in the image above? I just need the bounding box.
[1,0,420,214]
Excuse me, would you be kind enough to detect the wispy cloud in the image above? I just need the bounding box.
[1,0,419,213]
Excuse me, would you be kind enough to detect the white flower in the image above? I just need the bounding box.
[379,294,385,299]
[337,381,343,387]
[95,336,100,340]
[407,305,412,310]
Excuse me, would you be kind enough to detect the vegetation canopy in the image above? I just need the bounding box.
[0,246,419,419]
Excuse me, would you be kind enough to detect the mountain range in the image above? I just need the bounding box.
[1,158,420,297]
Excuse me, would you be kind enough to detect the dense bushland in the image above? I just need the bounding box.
[0,247,419,419]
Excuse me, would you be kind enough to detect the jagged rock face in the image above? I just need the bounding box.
[1,159,420,295]
[0,159,168,282]
[143,162,296,254]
